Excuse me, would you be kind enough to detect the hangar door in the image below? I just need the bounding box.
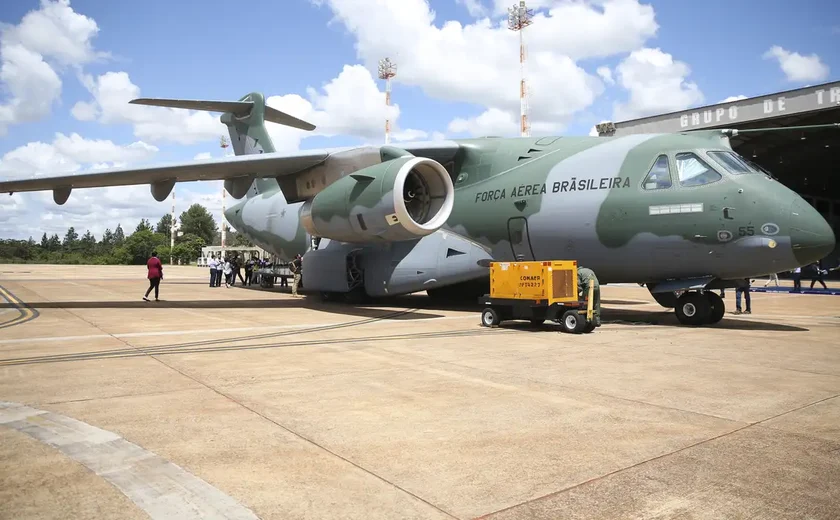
[507,217,535,261]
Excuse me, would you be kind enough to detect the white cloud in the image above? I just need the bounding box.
[0,132,180,239]
[193,152,212,161]
[311,0,658,136]
[612,47,703,121]
[763,45,830,83]
[596,66,615,85]
[720,95,747,103]
[457,0,488,18]
[0,133,158,181]
[72,71,227,145]
[263,64,425,152]
[0,0,105,136]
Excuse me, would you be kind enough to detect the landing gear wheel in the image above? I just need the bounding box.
[481,307,500,327]
[705,292,725,324]
[559,310,585,334]
[675,292,711,326]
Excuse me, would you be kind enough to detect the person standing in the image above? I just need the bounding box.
[222,257,233,288]
[208,255,219,287]
[290,254,302,297]
[792,266,801,292]
[810,261,828,290]
[245,257,254,286]
[144,251,163,302]
[734,278,751,315]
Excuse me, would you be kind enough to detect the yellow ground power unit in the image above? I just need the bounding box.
[478,261,601,334]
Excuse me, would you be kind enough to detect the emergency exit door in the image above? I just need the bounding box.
[507,217,535,261]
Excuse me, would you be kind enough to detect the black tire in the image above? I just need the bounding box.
[481,307,500,327]
[674,292,711,326]
[582,321,596,333]
[559,309,585,334]
[705,292,725,324]
[530,318,545,326]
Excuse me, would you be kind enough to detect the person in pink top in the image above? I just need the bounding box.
[143,251,163,301]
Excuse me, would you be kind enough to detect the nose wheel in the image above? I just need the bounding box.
[674,291,725,326]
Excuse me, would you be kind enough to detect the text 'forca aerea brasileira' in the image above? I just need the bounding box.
[474,177,632,203]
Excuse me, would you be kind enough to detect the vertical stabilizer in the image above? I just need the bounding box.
[221,92,278,196]
[128,92,316,198]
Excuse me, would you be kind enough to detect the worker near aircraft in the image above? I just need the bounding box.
[734,279,751,315]
[792,266,802,292]
[290,254,303,297]
[208,255,219,287]
[810,261,828,290]
[143,251,163,302]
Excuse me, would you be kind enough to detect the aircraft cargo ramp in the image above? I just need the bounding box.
[1,264,839,520]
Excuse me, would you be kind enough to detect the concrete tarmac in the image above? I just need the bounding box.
[0,265,838,520]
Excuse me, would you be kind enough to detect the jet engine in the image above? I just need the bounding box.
[300,155,454,243]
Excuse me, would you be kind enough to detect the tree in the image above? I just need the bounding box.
[172,233,206,264]
[179,204,217,246]
[40,233,48,249]
[80,230,97,253]
[122,230,166,264]
[156,214,174,237]
[135,218,153,233]
[63,227,79,250]
[47,234,61,251]
[113,225,125,245]
[101,228,114,247]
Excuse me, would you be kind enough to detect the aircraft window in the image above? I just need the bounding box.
[642,155,672,190]
[674,152,722,187]
[707,151,759,174]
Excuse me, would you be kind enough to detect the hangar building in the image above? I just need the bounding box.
[598,80,840,268]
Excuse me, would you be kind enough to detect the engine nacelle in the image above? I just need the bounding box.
[300,155,454,243]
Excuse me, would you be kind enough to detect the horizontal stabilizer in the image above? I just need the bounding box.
[129,97,316,131]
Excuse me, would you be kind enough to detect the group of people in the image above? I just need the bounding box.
[207,254,263,288]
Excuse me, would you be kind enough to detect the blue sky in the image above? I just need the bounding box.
[0,0,838,239]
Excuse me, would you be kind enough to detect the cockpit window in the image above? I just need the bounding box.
[674,152,722,187]
[642,154,672,190]
[707,150,759,174]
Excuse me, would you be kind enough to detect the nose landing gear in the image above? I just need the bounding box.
[674,290,725,326]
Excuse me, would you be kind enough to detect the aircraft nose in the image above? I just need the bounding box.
[789,197,836,265]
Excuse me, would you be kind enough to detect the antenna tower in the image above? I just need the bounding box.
[508,1,534,137]
[170,190,175,265]
[219,135,229,250]
[378,57,397,144]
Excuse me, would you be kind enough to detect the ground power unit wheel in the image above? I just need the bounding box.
[481,307,500,327]
[559,309,585,334]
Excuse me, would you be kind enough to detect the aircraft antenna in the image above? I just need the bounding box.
[378,57,397,144]
[508,0,534,137]
[219,135,229,250]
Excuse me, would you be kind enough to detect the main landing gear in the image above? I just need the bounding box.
[673,291,725,326]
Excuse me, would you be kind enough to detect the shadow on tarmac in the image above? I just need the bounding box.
[0,297,443,321]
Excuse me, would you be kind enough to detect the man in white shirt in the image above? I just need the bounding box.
[208,255,219,287]
[792,266,801,292]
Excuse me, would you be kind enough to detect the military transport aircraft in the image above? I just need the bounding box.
[0,92,835,326]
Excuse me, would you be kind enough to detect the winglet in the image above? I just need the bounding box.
[128,97,316,131]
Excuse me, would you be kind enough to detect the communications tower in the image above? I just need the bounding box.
[508,1,534,137]
[378,57,397,144]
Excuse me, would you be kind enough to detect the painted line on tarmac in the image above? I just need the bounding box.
[0,315,476,346]
[0,401,260,520]
[0,285,38,330]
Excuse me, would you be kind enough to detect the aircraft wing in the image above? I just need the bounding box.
[0,140,462,205]
[0,148,338,204]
